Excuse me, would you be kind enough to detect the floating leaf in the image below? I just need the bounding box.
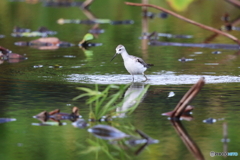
[83,33,94,42]
[33,107,81,122]
[31,37,60,44]
[166,0,194,12]
[79,33,94,46]
[0,46,12,54]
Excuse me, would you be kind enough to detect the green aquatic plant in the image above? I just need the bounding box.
[73,84,156,159]
[78,123,158,160]
[78,137,132,160]
[73,83,149,120]
[73,84,129,120]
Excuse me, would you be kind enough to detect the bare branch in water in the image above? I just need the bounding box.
[171,77,205,118]
[81,0,94,9]
[125,2,240,44]
[204,15,240,43]
[225,0,240,8]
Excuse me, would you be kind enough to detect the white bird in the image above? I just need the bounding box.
[111,45,153,81]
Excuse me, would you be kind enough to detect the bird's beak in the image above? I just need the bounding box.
[110,53,117,62]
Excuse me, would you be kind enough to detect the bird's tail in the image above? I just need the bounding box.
[147,64,154,68]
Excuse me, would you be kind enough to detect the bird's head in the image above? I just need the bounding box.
[115,45,125,54]
[110,44,125,62]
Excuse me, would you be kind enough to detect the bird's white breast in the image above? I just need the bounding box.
[123,57,147,75]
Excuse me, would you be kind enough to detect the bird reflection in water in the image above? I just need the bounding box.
[116,82,147,118]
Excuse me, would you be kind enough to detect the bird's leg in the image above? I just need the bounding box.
[131,74,135,82]
[142,74,148,82]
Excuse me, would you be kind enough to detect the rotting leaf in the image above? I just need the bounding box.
[0,46,27,64]
[31,37,60,44]
[15,37,74,50]
[33,107,81,123]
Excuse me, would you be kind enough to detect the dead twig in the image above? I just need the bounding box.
[81,0,94,9]
[125,2,240,44]
[204,15,240,43]
[171,77,205,118]
[134,129,158,155]
[225,0,240,8]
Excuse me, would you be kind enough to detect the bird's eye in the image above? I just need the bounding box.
[119,49,122,51]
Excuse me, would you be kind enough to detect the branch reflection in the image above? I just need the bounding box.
[171,120,205,160]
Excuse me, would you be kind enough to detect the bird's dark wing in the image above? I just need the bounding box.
[136,58,153,68]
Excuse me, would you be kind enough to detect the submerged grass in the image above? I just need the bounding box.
[78,137,132,160]
[73,83,150,120]
[73,84,129,120]
[74,83,151,159]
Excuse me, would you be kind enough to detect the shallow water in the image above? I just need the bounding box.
[0,0,240,160]
[66,74,240,85]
